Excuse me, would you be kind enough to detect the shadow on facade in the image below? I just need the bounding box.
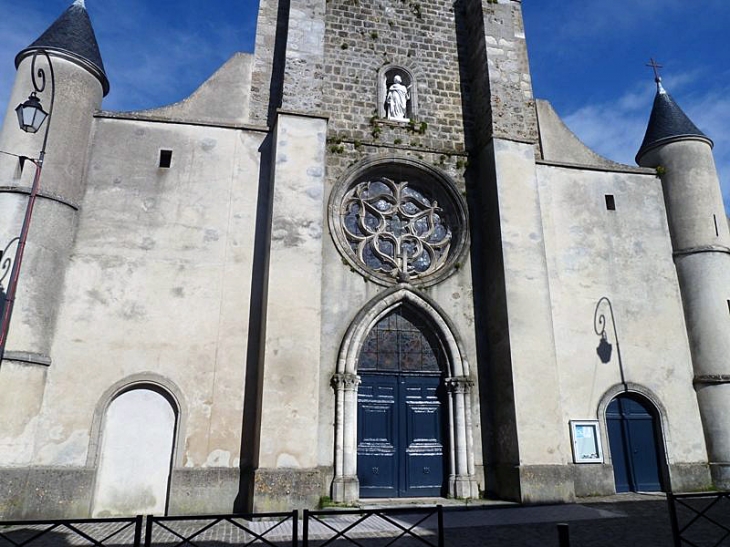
[453,0,512,500]
[235,131,275,514]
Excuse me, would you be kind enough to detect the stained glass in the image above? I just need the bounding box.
[340,177,453,280]
[357,307,443,373]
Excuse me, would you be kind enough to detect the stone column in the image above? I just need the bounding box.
[447,376,479,498]
[331,372,360,502]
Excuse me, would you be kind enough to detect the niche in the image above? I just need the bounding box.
[378,66,417,122]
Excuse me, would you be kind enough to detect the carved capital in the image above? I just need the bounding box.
[331,373,361,391]
[446,376,473,394]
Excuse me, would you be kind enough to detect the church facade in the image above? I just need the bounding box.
[1,0,729,518]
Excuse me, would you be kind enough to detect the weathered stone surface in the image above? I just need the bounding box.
[518,465,575,504]
[0,467,94,519]
[573,464,615,498]
[0,0,726,519]
[168,467,241,515]
[252,467,330,512]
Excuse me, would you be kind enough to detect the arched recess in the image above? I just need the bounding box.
[331,285,479,502]
[90,378,182,517]
[598,384,669,494]
[377,64,419,120]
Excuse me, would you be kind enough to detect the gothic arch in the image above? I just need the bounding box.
[331,285,479,502]
[597,383,670,492]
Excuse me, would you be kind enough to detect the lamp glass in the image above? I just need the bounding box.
[15,94,48,134]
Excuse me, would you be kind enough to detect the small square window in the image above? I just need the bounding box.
[159,150,172,168]
[605,194,616,211]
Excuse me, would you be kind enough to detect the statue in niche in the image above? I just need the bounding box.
[386,75,410,121]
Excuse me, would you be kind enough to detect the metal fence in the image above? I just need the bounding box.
[0,506,444,547]
[668,491,730,547]
[144,511,298,547]
[303,505,443,547]
[0,515,142,546]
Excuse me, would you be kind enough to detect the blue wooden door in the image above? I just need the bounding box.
[358,373,444,497]
[400,375,444,496]
[357,375,398,497]
[607,395,664,493]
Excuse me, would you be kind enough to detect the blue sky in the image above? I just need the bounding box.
[0,0,727,212]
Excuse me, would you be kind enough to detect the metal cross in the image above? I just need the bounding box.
[646,58,663,82]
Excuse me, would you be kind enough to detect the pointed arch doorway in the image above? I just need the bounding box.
[331,287,479,503]
[357,306,446,497]
[606,393,665,493]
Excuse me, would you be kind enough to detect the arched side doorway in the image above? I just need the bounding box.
[92,386,178,516]
[332,287,479,503]
[606,393,665,493]
[357,306,446,497]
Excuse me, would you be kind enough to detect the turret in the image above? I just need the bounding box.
[0,0,108,365]
[637,76,730,489]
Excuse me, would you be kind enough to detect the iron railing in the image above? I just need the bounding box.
[303,505,443,547]
[0,505,445,547]
[0,515,142,546]
[668,491,730,547]
[144,510,298,547]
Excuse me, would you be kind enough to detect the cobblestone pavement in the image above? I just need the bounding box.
[1,493,728,546]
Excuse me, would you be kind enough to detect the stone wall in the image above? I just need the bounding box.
[462,0,538,148]
[322,0,471,156]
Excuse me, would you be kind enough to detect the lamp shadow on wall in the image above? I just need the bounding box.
[596,332,612,364]
[593,296,627,390]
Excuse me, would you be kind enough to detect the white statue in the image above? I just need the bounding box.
[386,75,410,121]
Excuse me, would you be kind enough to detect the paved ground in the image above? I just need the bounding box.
[1,492,728,546]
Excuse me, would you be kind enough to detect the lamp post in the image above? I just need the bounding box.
[0,49,55,368]
[593,296,628,392]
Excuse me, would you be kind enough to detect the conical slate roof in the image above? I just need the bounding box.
[15,0,109,96]
[636,80,711,164]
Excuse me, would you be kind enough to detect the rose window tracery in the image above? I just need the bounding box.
[340,177,452,281]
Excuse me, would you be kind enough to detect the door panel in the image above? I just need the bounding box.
[401,376,443,496]
[607,410,630,493]
[627,415,662,491]
[358,376,398,497]
[607,395,663,493]
[358,374,444,498]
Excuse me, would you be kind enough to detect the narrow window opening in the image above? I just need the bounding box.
[713,214,719,237]
[605,194,616,211]
[159,150,172,169]
[727,300,730,315]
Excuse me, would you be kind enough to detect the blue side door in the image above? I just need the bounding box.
[358,374,444,497]
[607,395,663,493]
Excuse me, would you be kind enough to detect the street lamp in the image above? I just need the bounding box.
[0,49,55,367]
[16,92,49,134]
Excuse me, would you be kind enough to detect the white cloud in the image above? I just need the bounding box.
[562,76,730,214]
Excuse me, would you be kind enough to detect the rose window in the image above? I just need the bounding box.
[340,177,453,281]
